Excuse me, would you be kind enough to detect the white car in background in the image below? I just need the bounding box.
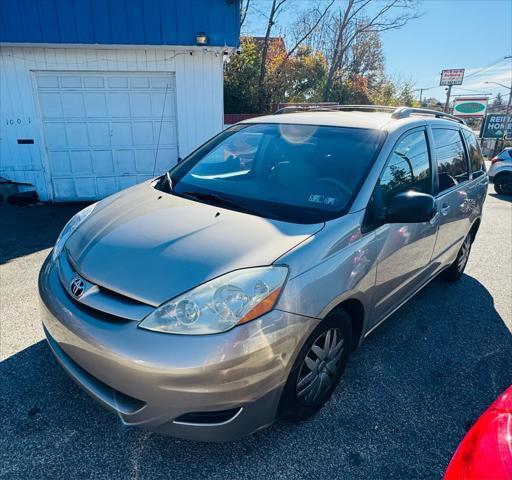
[488,147,512,195]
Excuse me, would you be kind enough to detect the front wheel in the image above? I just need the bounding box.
[494,174,512,196]
[278,311,352,421]
[441,233,472,282]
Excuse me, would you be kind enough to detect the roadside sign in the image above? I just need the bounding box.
[481,114,512,139]
[440,69,465,86]
[452,97,488,117]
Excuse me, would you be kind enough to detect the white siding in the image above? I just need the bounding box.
[0,46,224,201]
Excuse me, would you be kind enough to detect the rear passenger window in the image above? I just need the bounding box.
[377,130,431,207]
[462,130,486,177]
[432,129,469,193]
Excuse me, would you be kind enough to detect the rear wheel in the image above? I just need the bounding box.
[279,311,352,421]
[494,174,512,196]
[441,233,472,282]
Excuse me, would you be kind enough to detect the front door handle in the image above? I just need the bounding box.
[440,204,451,216]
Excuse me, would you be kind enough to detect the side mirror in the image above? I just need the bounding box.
[386,191,436,223]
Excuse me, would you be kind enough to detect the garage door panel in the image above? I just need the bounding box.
[130,77,150,88]
[69,151,93,174]
[88,123,111,146]
[84,93,108,117]
[48,151,71,175]
[45,123,68,148]
[130,93,152,117]
[114,150,136,174]
[39,93,63,118]
[110,122,133,146]
[108,93,131,117]
[151,93,174,116]
[150,77,172,89]
[107,77,129,88]
[62,93,86,117]
[137,174,154,183]
[37,75,59,88]
[66,123,89,146]
[37,72,177,201]
[118,176,137,189]
[155,148,178,171]
[135,150,155,172]
[154,122,176,145]
[91,151,115,174]
[133,122,154,145]
[52,178,75,199]
[74,178,97,198]
[60,76,82,88]
[83,76,105,88]
[97,177,118,197]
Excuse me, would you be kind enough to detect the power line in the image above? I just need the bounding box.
[464,57,509,79]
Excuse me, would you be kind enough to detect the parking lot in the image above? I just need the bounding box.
[1,191,511,479]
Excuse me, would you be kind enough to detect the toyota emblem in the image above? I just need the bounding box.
[70,276,85,298]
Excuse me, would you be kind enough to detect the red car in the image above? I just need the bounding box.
[444,385,512,479]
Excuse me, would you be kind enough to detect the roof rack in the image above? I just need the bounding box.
[390,107,466,124]
[273,104,466,125]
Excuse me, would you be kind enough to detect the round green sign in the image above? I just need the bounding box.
[455,102,485,114]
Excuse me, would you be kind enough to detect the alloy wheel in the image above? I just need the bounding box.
[457,235,471,272]
[496,176,512,195]
[296,328,344,406]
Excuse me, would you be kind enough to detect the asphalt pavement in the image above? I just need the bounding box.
[1,191,511,479]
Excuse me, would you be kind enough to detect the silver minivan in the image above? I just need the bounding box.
[39,106,488,442]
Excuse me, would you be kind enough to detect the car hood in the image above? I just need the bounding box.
[66,182,323,306]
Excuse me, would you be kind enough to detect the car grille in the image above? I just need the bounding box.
[57,251,154,322]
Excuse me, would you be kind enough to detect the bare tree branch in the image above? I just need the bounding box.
[322,0,420,100]
[240,0,251,28]
[276,0,335,70]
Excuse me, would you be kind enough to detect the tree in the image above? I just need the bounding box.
[283,46,329,103]
[398,82,416,106]
[224,38,261,113]
[319,0,420,100]
[493,92,504,107]
[348,29,385,90]
[224,38,329,112]
[254,0,334,112]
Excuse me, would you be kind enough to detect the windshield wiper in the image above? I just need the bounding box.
[180,191,243,209]
[179,191,282,220]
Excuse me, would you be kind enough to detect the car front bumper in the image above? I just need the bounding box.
[38,255,318,442]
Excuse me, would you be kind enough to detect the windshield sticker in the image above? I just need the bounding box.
[308,194,339,206]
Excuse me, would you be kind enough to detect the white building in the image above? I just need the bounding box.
[0,0,240,201]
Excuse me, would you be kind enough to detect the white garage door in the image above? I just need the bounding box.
[36,71,178,201]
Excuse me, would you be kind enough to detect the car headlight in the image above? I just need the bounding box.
[139,266,288,335]
[52,203,96,262]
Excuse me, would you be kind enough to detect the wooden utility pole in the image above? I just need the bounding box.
[444,85,452,113]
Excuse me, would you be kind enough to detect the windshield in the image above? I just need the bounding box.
[165,123,385,223]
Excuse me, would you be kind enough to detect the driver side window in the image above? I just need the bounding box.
[364,130,431,231]
[377,130,431,212]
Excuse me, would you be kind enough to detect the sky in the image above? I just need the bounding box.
[243,0,512,104]
[380,0,512,103]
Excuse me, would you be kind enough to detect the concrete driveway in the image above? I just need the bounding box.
[1,192,511,479]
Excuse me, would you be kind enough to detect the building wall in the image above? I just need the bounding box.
[0,45,224,200]
[0,0,240,48]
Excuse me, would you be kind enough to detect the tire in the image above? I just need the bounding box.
[278,310,352,421]
[494,174,512,196]
[441,233,472,282]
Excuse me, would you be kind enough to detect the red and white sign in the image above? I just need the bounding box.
[440,69,465,86]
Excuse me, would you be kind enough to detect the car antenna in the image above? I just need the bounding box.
[152,80,171,177]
